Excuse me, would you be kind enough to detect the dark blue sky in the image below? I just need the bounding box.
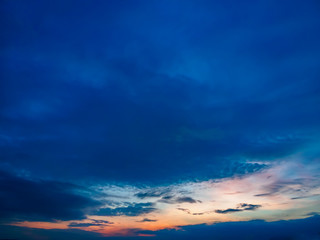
[1,0,320,239]
[1,0,320,183]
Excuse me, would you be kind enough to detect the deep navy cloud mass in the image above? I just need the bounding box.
[1,0,320,183]
[0,170,102,223]
[141,215,320,240]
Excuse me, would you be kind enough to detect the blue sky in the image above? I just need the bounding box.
[1,0,320,239]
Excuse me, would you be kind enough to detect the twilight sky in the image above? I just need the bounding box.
[1,0,320,239]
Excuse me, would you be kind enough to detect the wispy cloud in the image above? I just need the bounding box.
[215,203,262,214]
[158,196,201,204]
[137,218,158,222]
[94,202,157,217]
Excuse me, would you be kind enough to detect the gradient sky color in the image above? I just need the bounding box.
[1,0,320,239]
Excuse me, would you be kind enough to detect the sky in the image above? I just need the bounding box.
[1,0,320,239]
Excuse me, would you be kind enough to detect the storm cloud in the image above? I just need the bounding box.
[0,170,101,222]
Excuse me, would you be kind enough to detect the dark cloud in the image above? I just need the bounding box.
[137,215,320,240]
[254,193,274,197]
[291,194,320,200]
[158,197,174,204]
[135,190,201,205]
[0,170,101,223]
[90,219,113,224]
[161,196,173,200]
[159,196,201,204]
[215,209,242,214]
[177,208,191,214]
[2,216,320,240]
[5,216,318,240]
[94,202,157,217]
[238,203,261,210]
[215,203,261,214]
[176,197,198,204]
[68,222,103,228]
[68,219,113,227]
[137,218,158,222]
[255,178,318,198]
[135,189,171,199]
[192,212,206,216]
[304,212,319,217]
[1,0,319,184]
[176,208,208,216]
[0,224,104,240]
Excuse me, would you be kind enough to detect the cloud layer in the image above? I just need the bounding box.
[1,0,320,183]
[0,170,101,222]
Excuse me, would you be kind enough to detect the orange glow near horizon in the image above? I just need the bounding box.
[9,157,320,237]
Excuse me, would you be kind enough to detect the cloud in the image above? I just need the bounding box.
[0,224,104,240]
[215,209,242,214]
[137,218,158,222]
[68,222,103,227]
[304,212,320,217]
[215,203,261,214]
[254,193,274,197]
[0,170,101,222]
[254,172,320,199]
[1,0,319,184]
[134,188,201,205]
[176,197,199,204]
[68,219,113,227]
[161,196,173,200]
[176,208,191,214]
[176,208,208,216]
[137,215,320,240]
[90,219,113,224]
[0,0,320,238]
[238,203,262,210]
[95,202,157,217]
[135,189,171,199]
[291,194,320,200]
[2,215,320,240]
[159,196,201,204]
